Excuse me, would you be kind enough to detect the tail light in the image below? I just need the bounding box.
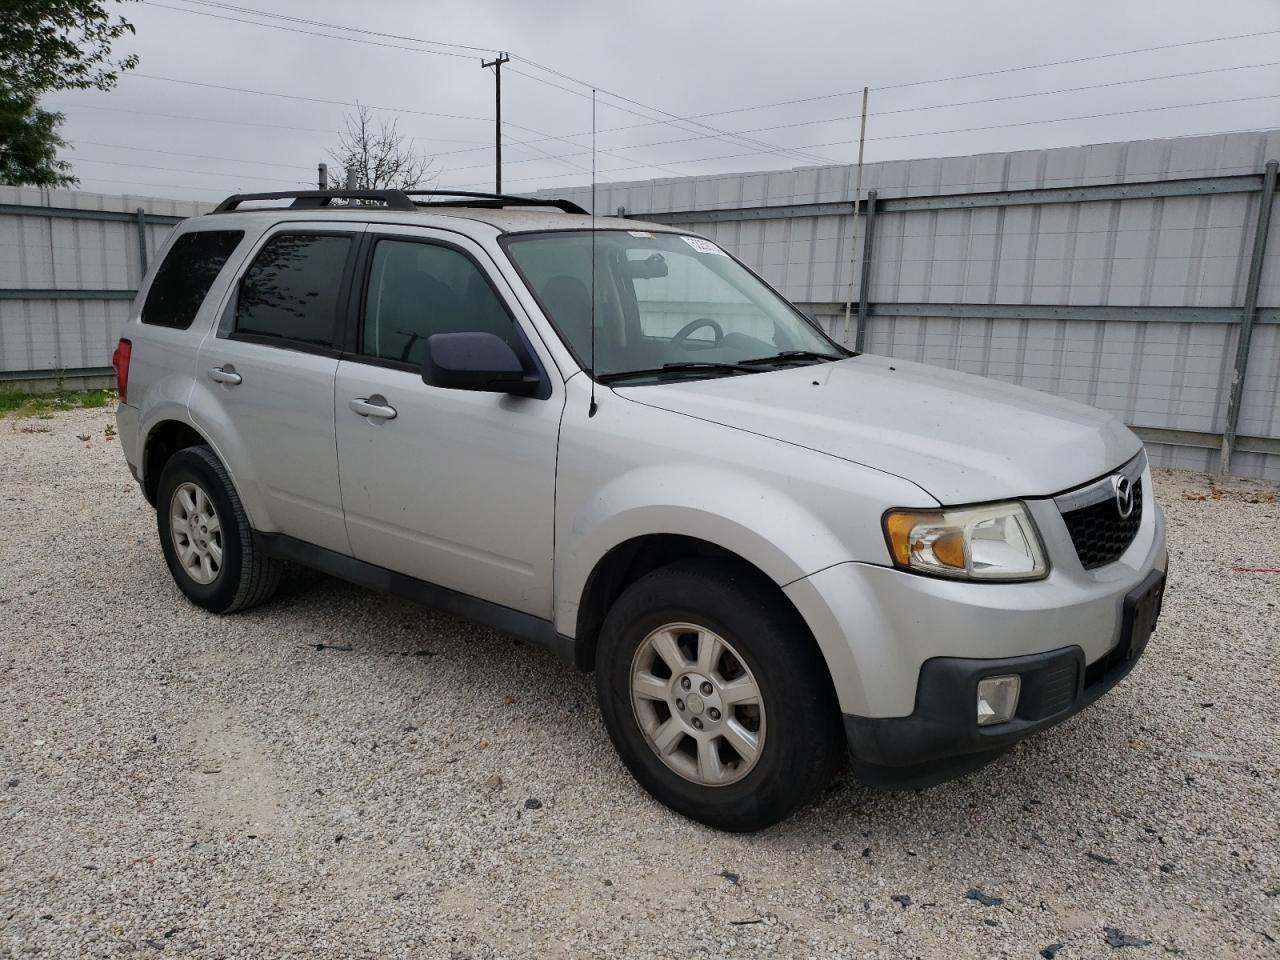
[112,338,132,404]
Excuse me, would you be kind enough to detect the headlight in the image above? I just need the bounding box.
[882,501,1048,581]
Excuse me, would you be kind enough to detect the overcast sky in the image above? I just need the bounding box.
[46,0,1280,203]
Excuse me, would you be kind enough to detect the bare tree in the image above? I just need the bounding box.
[329,104,436,190]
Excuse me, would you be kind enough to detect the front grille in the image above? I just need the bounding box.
[1061,478,1143,569]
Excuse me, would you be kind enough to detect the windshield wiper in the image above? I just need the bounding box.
[738,350,845,366]
[598,361,758,384]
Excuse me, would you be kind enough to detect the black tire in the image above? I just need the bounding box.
[595,558,844,832]
[156,445,281,614]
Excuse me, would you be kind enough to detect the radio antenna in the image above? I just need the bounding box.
[588,87,598,418]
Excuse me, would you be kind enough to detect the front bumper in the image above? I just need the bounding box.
[844,565,1164,787]
[784,460,1167,720]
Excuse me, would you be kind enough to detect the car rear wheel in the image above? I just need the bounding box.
[156,445,281,613]
[595,558,844,831]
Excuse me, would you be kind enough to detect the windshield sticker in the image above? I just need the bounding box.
[627,230,655,238]
[681,236,727,256]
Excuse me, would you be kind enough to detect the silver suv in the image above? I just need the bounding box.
[112,189,1167,831]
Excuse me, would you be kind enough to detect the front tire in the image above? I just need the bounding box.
[156,445,281,614]
[595,559,844,831]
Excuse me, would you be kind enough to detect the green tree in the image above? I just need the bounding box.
[0,1,139,187]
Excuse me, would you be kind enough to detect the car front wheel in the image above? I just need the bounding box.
[595,558,844,832]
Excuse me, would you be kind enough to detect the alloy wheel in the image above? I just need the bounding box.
[629,622,766,786]
[168,481,223,585]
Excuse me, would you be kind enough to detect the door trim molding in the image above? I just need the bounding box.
[257,533,578,667]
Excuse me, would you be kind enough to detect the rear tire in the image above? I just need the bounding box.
[156,445,281,614]
[595,558,844,832]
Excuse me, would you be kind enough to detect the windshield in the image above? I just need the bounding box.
[502,230,843,382]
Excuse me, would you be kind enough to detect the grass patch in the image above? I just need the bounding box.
[0,387,117,419]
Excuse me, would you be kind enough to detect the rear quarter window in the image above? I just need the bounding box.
[141,230,244,329]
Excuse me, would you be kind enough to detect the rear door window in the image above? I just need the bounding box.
[234,233,353,349]
[141,230,243,329]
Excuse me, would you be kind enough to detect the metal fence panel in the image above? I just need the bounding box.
[0,185,207,383]
[545,131,1280,480]
[2,133,1278,479]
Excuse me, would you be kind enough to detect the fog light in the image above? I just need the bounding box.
[976,675,1021,726]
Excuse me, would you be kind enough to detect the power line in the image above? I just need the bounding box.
[68,174,252,196]
[124,73,490,123]
[144,0,834,168]
[57,102,641,184]
[67,155,305,185]
[438,99,1280,189]
[108,73,692,181]
[504,64,834,167]
[432,61,1280,175]
[438,94,1280,185]
[503,31,1280,165]
[572,27,1280,134]
[862,92,1280,145]
[204,0,830,166]
[85,3,1280,194]
[105,57,1280,181]
[141,0,484,61]
[143,0,1280,181]
[876,28,1280,93]
[52,97,487,147]
[502,123,593,176]
[69,140,316,171]
[44,98,344,135]
[166,0,500,56]
[61,133,593,193]
[467,58,1280,158]
[504,120,687,179]
[508,55,836,167]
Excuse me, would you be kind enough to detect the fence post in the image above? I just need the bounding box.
[134,207,148,277]
[854,189,878,353]
[1219,159,1277,476]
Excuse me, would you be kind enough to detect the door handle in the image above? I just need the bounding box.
[349,395,397,420]
[208,365,242,386]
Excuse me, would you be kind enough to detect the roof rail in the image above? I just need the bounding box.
[402,190,589,215]
[209,189,590,216]
[211,190,417,213]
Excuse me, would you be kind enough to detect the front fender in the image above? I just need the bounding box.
[552,387,939,708]
[554,462,853,637]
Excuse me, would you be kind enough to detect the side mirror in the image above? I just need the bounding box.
[422,332,540,397]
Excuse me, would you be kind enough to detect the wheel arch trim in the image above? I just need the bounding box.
[139,410,260,527]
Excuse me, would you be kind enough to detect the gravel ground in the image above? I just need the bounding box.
[1,406,1277,959]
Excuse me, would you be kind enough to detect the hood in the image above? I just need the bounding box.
[612,355,1141,505]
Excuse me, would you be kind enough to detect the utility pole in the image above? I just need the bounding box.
[481,52,510,193]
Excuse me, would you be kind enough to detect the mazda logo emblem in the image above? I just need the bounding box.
[1113,475,1135,519]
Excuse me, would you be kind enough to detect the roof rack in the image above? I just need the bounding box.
[210,189,589,216]
[402,190,589,216]
[212,190,417,212]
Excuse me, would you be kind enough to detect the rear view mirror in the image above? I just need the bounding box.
[422,332,540,396]
[623,253,668,279]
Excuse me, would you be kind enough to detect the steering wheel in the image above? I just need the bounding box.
[671,317,724,347]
